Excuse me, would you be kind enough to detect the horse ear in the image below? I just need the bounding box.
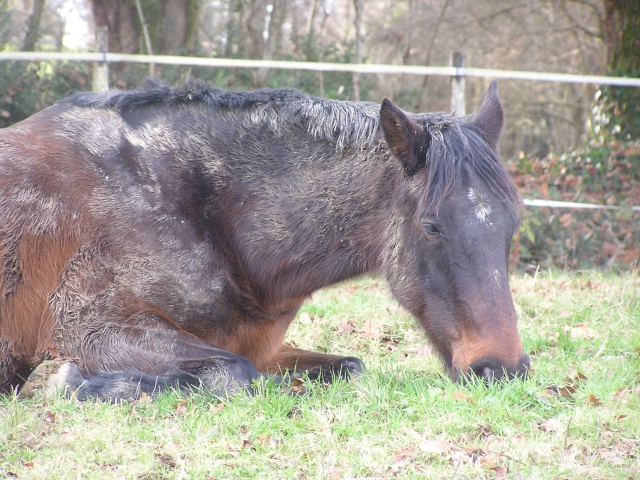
[380,98,429,175]
[473,80,503,151]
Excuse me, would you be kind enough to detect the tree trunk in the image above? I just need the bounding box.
[352,0,363,101]
[184,0,199,53]
[317,0,332,97]
[21,0,46,51]
[91,0,138,54]
[600,0,640,139]
[225,0,240,58]
[602,0,640,72]
[157,0,196,54]
[245,0,266,59]
[256,0,287,85]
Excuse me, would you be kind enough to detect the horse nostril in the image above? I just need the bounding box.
[515,354,531,379]
[520,354,531,371]
[481,366,494,382]
[467,356,530,383]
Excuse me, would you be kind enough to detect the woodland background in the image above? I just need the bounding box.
[0,0,638,271]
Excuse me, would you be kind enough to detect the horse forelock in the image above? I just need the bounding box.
[417,115,519,215]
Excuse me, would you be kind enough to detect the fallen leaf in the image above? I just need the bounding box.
[587,394,602,407]
[387,448,416,476]
[154,452,176,469]
[241,437,254,449]
[360,318,380,339]
[210,402,225,412]
[538,418,563,432]
[480,454,499,469]
[341,320,356,334]
[491,465,509,479]
[256,434,276,447]
[452,389,474,403]
[564,324,598,339]
[543,372,588,402]
[138,391,152,404]
[417,343,434,357]
[174,399,188,416]
[538,183,549,197]
[290,376,307,394]
[326,466,342,480]
[535,389,558,404]
[556,384,578,399]
[418,439,450,455]
[394,447,417,463]
[61,428,76,445]
[44,411,56,424]
[559,213,573,228]
[602,242,619,257]
[463,444,485,461]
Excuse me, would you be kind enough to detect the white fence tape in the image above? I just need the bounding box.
[2,52,640,87]
[523,198,640,213]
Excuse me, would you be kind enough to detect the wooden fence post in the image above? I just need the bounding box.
[450,51,466,116]
[92,26,109,92]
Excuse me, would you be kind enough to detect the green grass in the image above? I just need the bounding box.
[1,271,639,479]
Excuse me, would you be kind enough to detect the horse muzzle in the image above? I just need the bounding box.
[455,354,530,383]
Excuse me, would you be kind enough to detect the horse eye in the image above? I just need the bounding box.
[422,222,442,238]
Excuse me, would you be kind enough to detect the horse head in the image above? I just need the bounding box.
[379,81,529,382]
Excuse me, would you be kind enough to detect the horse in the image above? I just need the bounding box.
[0,79,529,401]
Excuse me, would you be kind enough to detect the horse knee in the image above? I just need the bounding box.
[198,354,261,395]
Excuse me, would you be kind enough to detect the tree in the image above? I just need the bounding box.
[351,0,363,101]
[599,0,640,140]
[90,0,199,55]
[21,0,45,51]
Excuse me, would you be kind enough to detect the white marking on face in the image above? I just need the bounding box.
[468,188,492,223]
[494,269,501,287]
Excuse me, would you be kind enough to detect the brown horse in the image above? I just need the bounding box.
[0,79,529,400]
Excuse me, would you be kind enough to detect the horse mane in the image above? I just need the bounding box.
[63,79,519,214]
[63,78,381,150]
[417,115,521,214]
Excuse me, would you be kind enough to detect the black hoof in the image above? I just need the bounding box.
[304,357,366,383]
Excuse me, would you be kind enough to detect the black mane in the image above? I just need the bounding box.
[63,78,518,214]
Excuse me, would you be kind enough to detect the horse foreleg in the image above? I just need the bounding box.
[23,312,262,401]
[265,344,364,382]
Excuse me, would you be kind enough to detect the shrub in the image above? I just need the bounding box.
[509,138,640,272]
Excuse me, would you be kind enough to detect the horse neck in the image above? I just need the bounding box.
[224,140,396,302]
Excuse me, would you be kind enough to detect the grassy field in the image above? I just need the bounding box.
[1,270,639,479]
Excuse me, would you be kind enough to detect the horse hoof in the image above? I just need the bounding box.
[19,359,84,398]
[302,357,366,383]
[339,357,366,377]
